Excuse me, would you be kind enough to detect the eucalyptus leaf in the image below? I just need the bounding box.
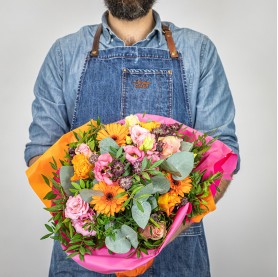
[105,229,131,254]
[148,196,158,210]
[60,166,74,196]
[121,225,139,249]
[134,183,153,202]
[79,189,103,203]
[180,141,193,152]
[151,175,170,194]
[161,152,194,181]
[99,137,120,154]
[131,201,151,229]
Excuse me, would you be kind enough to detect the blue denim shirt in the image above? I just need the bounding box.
[25,11,240,172]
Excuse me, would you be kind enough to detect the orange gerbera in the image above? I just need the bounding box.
[158,191,181,216]
[90,182,128,216]
[139,121,161,131]
[167,174,192,196]
[97,123,129,146]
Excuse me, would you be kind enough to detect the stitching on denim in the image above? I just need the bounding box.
[167,69,173,118]
[70,52,90,130]
[178,53,193,127]
[121,69,127,118]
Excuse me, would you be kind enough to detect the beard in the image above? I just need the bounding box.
[104,0,156,21]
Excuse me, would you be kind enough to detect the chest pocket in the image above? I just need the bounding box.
[121,68,173,118]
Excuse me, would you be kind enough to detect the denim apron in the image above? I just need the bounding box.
[49,25,210,277]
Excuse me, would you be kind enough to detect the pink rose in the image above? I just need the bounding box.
[93,153,113,185]
[130,125,150,146]
[72,209,97,237]
[75,143,92,157]
[159,136,182,159]
[123,145,145,164]
[65,195,89,220]
[139,222,167,240]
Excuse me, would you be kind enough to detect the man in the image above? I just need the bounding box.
[25,0,240,276]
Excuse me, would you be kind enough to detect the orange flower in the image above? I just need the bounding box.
[139,121,161,131]
[167,174,192,196]
[158,192,181,216]
[97,123,129,146]
[90,182,128,216]
[71,154,92,181]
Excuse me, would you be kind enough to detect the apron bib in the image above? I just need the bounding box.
[71,24,192,129]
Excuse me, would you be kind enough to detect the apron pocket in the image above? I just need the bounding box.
[121,68,173,118]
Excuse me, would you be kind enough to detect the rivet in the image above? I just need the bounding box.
[123,68,127,72]
[171,52,176,56]
[168,70,172,75]
[91,50,97,55]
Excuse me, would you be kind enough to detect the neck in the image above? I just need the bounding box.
[107,10,155,46]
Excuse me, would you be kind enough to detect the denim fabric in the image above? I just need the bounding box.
[24,10,240,172]
[49,222,210,277]
[71,47,191,129]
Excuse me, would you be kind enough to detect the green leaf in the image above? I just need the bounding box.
[99,137,119,154]
[40,233,52,240]
[134,183,153,202]
[60,166,74,196]
[80,189,103,203]
[43,191,56,200]
[141,172,150,180]
[67,252,79,259]
[140,248,148,255]
[45,224,53,233]
[105,229,131,254]
[161,151,194,180]
[80,179,86,189]
[121,225,139,249]
[148,196,157,210]
[71,182,81,190]
[136,200,144,212]
[151,175,170,194]
[54,222,63,233]
[114,191,128,199]
[149,159,164,169]
[141,157,148,171]
[66,245,80,251]
[180,141,193,152]
[131,201,151,229]
[42,175,50,186]
[116,147,123,158]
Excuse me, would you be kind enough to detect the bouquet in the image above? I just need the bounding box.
[26,114,237,275]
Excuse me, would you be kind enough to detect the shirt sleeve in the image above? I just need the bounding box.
[194,36,240,173]
[24,40,70,166]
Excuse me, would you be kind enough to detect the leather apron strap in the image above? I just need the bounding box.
[90,23,179,59]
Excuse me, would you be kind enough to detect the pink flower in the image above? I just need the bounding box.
[123,145,145,164]
[159,136,183,159]
[75,143,92,157]
[93,153,113,185]
[146,150,160,164]
[139,222,167,240]
[130,125,150,146]
[65,195,89,220]
[72,209,97,237]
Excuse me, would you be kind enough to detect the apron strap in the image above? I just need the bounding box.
[90,23,179,59]
[90,24,102,57]
[162,24,179,59]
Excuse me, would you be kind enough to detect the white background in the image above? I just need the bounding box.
[0,0,276,276]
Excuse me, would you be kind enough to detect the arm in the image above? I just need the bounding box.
[169,37,240,243]
[24,40,70,166]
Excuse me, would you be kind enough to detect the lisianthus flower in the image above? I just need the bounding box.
[65,195,89,220]
[139,121,161,132]
[130,125,150,146]
[75,143,93,157]
[159,136,183,159]
[93,153,113,185]
[72,209,97,237]
[97,123,129,146]
[71,154,92,181]
[125,114,140,128]
[139,222,167,240]
[138,133,156,152]
[123,145,145,164]
[90,182,128,216]
[158,191,181,216]
[167,174,192,196]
